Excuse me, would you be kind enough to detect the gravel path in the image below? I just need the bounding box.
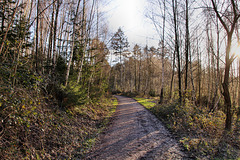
[86,95,190,160]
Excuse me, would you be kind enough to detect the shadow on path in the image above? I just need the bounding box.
[85,96,191,160]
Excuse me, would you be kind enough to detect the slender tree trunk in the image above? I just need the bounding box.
[238,59,240,108]
[52,0,61,71]
[138,53,142,92]
[159,0,166,104]
[146,47,149,94]
[1,0,5,38]
[120,49,123,90]
[184,0,189,93]
[206,22,211,108]
[77,0,87,83]
[211,0,240,130]
[47,1,55,72]
[135,56,137,91]
[189,43,196,103]
[197,36,201,105]
[172,0,181,103]
[223,35,233,131]
[35,0,40,73]
[0,0,20,55]
[210,16,221,112]
[65,0,81,86]
[170,51,176,100]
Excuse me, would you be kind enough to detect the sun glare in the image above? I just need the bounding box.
[105,0,158,46]
[231,42,240,57]
[110,0,144,30]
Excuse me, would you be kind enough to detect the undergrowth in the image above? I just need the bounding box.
[134,97,240,160]
[0,62,117,159]
[0,83,117,159]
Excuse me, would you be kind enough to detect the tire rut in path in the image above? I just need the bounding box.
[86,96,190,160]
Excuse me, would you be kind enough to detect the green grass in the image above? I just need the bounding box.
[108,97,118,117]
[73,96,118,158]
[134,97,156,109]
[112,98,118,106]
[133,97,240,159]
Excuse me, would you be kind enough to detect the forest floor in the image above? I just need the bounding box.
[85,95,192,160]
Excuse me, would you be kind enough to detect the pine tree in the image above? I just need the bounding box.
[110,27,129,90]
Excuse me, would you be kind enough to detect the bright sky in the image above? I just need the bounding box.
[103,0,159,48]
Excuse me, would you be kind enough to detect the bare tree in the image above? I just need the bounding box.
[172,0,182,103]
[211,0,240,131]
[184,0,189,94]
[159,0,166,104]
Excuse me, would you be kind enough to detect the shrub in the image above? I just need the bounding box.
[149,90,156,97]
[145,98,240,159]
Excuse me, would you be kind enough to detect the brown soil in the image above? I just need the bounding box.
[86,96,191,160]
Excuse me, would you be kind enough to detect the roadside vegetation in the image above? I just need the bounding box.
[134,96,240,160]
[2,0,240,159]
[110,0,240,159]
[0,1,117,159]
[0,70,117,159]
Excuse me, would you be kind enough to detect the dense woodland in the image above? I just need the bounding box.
[0,0,240,159]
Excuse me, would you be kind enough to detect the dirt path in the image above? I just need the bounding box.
[86,96,190,160]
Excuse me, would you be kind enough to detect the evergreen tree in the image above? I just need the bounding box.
[110,27,129,89]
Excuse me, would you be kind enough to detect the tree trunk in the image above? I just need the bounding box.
[172,0,181,103]
[1,0,5,37]
[52,0,61,71]
[138,54,142,92]
[197,37,201,105]
[77,0,87,83]
[184,0,189,93]
[47,1,55,72]
[170,51,176,100]
[238,59,240,108]
[135,56,137,91]
[211,0,240,131]
[223,35,233,131]
[159,0,166,104]
[65,0,81,86]
[35,0,40,73]
[0,0,20,55]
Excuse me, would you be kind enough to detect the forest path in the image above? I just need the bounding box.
[86,95,189,160]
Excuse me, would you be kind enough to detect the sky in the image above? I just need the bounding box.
[102,0,159,48]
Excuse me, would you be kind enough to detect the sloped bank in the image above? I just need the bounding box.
[0,85,117,159]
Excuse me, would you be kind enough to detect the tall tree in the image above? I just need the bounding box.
[184,0,189,93]
[35,0,41,73]
[65,0,81,86]
[172,0,182,103]
[52,0,61,70]
[76,0,87,83]
[133,44,141,91]
[159,0,166,104]
[211,0,240,131]
[110,28,129,90]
